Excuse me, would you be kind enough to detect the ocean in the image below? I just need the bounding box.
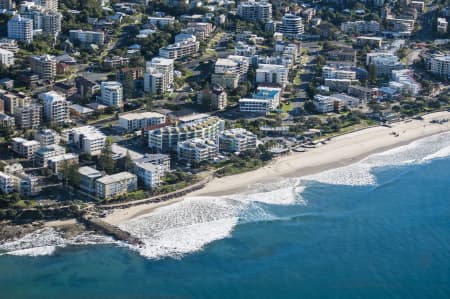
[0,132,450,299]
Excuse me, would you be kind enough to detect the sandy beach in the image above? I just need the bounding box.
[103,111,450,225]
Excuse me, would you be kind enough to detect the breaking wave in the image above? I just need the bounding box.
[0,227,115,257]
[2,132,450,259]
[304,131,450,186]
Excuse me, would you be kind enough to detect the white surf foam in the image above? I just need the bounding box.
[0,227,115,257]
[305,131,450,186]
[118,179,308,259]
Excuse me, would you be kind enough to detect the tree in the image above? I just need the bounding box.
[123,150,133,171]
[144,93,154,111]
[60,160,80,186]
[368,64,377,84]
[123,74,135,99]
[98,139,115,174]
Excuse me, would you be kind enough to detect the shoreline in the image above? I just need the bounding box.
[102,111,450,225]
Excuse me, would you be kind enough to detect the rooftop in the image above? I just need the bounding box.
[96,171,136,184]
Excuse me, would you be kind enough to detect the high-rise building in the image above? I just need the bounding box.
[30,55,56,81]
[0,0,13,10]
[211,84,227,110]
[238,1,272,22]
[0,48,14,67]
[8,15,33,43]
[38,0,58,12]
[39,91,70,125]
[278,14,304,38]
[14,104,42,130]
[144,57,174,94]
[41,11,62,36]
[100,81,123,107]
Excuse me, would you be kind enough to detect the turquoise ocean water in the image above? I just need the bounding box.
[0,133,449,299]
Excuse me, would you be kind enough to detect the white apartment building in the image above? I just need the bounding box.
[0,48,14,67]
[14,104,43,130]
[425,54,450,77]
[256,64,289,87]
[437,18,448,33]
[177,138,218,164]
[237,1,272,22]
[40,91,70,125]
[95,171,138,199]
[48,153,79,174]
[144,57,174,94]
[218,128,257,153]
[100,81,123,107]
[69,30,105,45]
[239,86,281,114]
[239,98,270,114]
[8,15,33,43]
[390,69,421,95]
[35,128,59,146]
[366,53,403,77]
[41,11,62,36]
[214,55,249,82]
[322,65,357,80]
[356,36,383,48]
[63,125,106,156]
[313,93,361,113]
[78,166,103,193]
[132,162,162,189]
[0,171,16,194]
[159,38,199,60]
[148,16,175,27]
[35,144,65,167]
[39,0,58,12]
[11,137,40,159]
[278,14,304,38]
[119,112,166,132]
[148,116,225,153]
[235,41,257,57]
[340,21,380,34]
[313,95,341,113]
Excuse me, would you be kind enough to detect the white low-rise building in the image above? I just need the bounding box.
[256,64,289,87]
[239,86,281,114]
[0,48,14,67]
[437,18,447,33]
[218,128,257,153]
[11,137,40,159]
[35,129,60,146]
[95,171,137,199]
[148,116,225,153]
[47,153,79,174]
[119,112,166,132]
[159,38,199,60]
[390,69,421,95]
[63,126,106,156]
[177,138,218,164]
[35,144,65,167]
[133,162,162,189]
[78,166,102,194]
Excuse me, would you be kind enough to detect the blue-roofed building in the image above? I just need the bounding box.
[239,86,281,114]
